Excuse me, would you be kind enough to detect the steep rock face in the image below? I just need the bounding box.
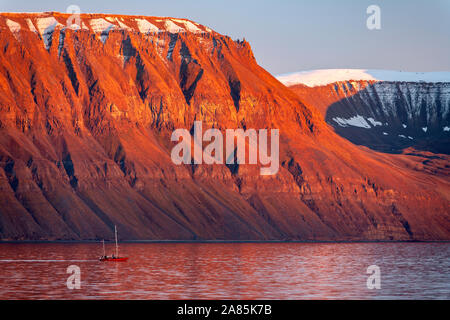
[0,13,449,241]
[289,81,450,154]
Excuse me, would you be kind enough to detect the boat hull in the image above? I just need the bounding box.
[99,257,129,262]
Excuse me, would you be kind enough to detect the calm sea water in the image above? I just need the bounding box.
[0,242,448,299]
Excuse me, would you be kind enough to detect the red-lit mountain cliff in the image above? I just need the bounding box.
[0,13,448,240]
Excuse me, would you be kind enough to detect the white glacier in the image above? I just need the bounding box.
[276,69,450,87]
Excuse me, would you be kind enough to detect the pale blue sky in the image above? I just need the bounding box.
[1,0,449,75]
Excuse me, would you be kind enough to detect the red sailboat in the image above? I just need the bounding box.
[99,225,128,262]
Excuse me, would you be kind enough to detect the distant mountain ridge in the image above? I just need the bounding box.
[280,70,450,154]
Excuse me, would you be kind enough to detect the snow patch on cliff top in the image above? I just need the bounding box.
[36,17,63,49]
[162,20,185,33]
[36,17,62,35]
[6,19,21,33]
[117,20,132,31]
[172,19,202,33]
[136,19,159,33]
[276,69,450,87]
[1,13,213,36]
[333,115,371,129]
[26,19,37,33]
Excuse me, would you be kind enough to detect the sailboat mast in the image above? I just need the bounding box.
[102,239,106,256]
[115,225,119,257]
